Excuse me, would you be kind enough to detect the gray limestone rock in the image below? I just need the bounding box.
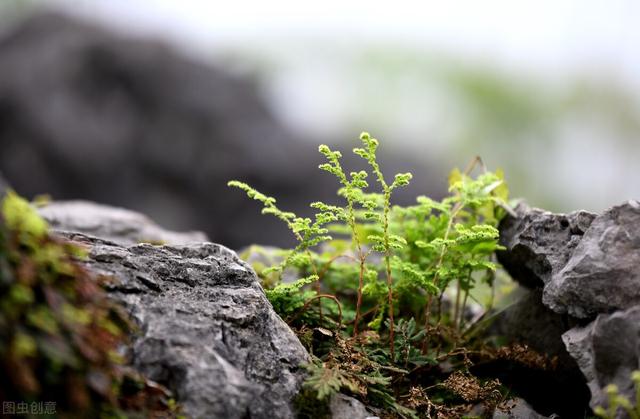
[329,394,377,419]
[59,231,309,419]
[499,201,640,318]
[499,200,640,415]
[497,202,596,289]
[562,305,640,414]
[544,201,640,318]
[39,200,208,246]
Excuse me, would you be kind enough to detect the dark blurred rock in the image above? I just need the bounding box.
[497,203,596,289]
[59,231,309,419]
[563,305,640,414]
[0,171,8,197]
[480,288,590,417]
[488,288,576,365]
[0,11,439,249]
[544,200,640,318]
[38,200,207,246]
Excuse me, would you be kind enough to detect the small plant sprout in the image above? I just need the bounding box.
[353,132,412,357]
[229,132,512,417]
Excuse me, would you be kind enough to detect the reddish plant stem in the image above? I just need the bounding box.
[353,255,366,335]
[422,156,486,351]
[385,254,395,360]
[381,190,395,360]
[287,293,343,328]
[453,278,462,332]
[421,294,433,354]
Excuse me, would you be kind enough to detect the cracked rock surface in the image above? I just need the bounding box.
[544,201,640,318]
[497,202,596,289]
[498,201,640,318]
[59,231,308,419]
[563,306,640,413]
[499,200,640,415]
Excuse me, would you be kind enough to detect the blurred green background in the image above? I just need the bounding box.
[2,0,639,213]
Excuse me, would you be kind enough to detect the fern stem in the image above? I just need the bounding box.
[287,293,343,329]
[423,203,460,350]
[348,197,365,336]
[353,255,366,336]
[453,278,462,333]
[421,294,433,354]
[302,247,322,321]
[319,253,357,278]
[347,304,379,325]
[428,157,487,344]
[459,288,469,332]
[386,255,395,360]
[382,188,395,360]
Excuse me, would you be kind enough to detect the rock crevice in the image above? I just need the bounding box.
[499,200,640,415]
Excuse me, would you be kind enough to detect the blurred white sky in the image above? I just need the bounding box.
[50,0,640,84]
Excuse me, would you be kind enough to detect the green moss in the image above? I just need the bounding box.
[0,191,183,418]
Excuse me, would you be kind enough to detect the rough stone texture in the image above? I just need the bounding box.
[497,202,596,289]
[499,201,640,319]
[563,306,640,414]
[544,201,640,318]
[498,200,640,414]
[59,231,309,419]
[0,12,440,249]
[38,200,208,246]
[329,394,376,419]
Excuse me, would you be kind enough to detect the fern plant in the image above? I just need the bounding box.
[229,132,511,417]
